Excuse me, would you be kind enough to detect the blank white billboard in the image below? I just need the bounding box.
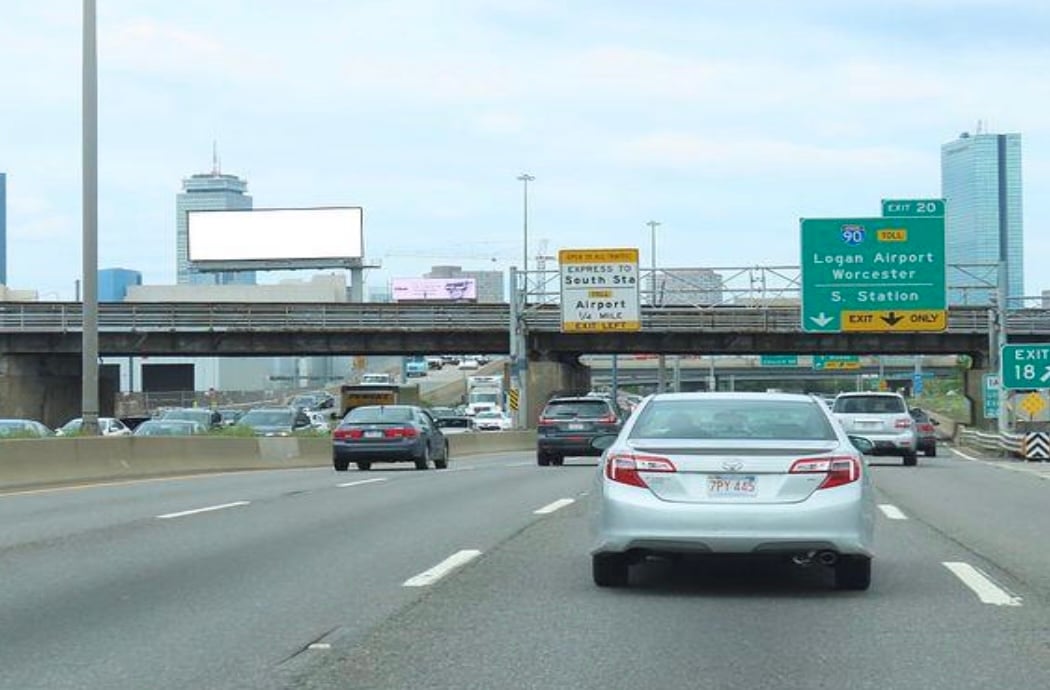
[188,207,363,263]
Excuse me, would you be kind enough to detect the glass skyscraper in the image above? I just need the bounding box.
[99,268,142,301]
[0,172,7,285]
[175,168,256,285]
[941,131,1024,306]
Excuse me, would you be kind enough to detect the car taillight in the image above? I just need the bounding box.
[790,455,861,490]
[537,417,555,427]
[895,417,913,429]
[605,452,676,488]
[332,428,360,440]
[598,413,618,424]
[918,423,934,433]
[384,426,419,438]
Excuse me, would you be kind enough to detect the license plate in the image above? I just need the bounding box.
[567,422,585,430]
[707,474,757,498]
[364,430,383,439]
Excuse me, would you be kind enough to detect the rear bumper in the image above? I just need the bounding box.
[537,436,604,457]
[592,481,875,558]
[332,438,424,462]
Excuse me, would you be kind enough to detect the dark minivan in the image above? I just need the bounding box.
[536,396,622,466]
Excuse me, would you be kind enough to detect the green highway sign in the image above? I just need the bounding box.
[800,216,946,333]
[1001,344,1050,389]
[760,354,798,367]
[983,373,1000,419]
[881,198,945,217]
[812,355,861,371]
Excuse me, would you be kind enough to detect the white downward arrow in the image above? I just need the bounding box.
[810,312,834,327]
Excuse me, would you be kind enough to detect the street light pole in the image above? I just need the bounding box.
[646,220,664,392]
[517,173,535,295]
[81,0,100,436]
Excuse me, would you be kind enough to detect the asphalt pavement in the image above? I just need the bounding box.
[2,444,1049,689]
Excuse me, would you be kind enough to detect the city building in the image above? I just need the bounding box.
[424,265,504,303]
[175,157,255,286]
[99,268,142,302]
[941,130,1024,306]
[119,274,352,392]
[649,268,725,306]
[0,172,6,285]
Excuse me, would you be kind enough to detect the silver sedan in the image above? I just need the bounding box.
[591,392,875,590]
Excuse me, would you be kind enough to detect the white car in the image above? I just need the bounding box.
[472,410,512,431]
[458,358,480,371]
[56,417,132,437]
[591,392,875,590]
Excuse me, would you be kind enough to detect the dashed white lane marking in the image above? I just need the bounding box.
[156,501,250,520]
[878,504,908,520]
[337,478,388,488]
[534,498,575,515]
[943,562,1023,607]
[403,549,482,587]
[308,643,332,650]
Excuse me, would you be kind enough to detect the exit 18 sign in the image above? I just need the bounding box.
[1001,344,1050,389]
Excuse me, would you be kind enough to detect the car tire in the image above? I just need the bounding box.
[593,553,629,588]
[551,455,564,466]
[902,452,918,467]
[356,461,371,471]
[537,451,551,467]
[834,556,871,591]
[333,457,349,472]
[435,443,449,470]
[415,444,431,470]
[924,444,937,458]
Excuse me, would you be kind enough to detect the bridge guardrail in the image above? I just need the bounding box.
[3,302,1048,334]
[957,427,1024,458]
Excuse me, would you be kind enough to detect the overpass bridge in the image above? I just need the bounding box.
[2,301,1049,426]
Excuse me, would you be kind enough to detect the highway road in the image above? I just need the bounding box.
[2,447,1049,689]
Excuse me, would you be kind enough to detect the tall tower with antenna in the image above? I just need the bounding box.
[175,145,254,285]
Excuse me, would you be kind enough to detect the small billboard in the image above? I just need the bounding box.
[391,278,476,301]
[188,207,363,269]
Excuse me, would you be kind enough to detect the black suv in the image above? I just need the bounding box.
[536,396,622,466]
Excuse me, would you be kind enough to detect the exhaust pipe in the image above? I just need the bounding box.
[816,550,838,566]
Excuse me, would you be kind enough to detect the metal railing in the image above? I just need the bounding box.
[957,427,1024,457]
[3,302,1050,335]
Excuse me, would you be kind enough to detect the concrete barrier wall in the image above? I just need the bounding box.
[0,431,537,491]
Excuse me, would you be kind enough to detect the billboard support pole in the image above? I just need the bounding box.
[349,266,364,302]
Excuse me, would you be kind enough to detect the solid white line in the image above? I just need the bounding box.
[943,562,1022,606]
[403,549,482,587]
[336,478,388,488]
[156,501,250,520]
[505,461,534,467]
[878,504,908,520]
[534,498,575,515]
[950,447,982,462]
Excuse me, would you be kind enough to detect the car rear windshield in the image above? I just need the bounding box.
[346,407,414,423]
[629,399,836,440]
[542,400,612,419]
[833,395,906,414]
[239,410,294,426]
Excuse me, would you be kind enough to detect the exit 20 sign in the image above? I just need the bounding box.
[1001,344,1050,389]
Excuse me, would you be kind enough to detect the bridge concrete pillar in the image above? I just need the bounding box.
[962,367,991,431]
[524,359,591,427]
[0,354,118,429]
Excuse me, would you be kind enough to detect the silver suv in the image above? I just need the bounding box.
[831,392,918,466]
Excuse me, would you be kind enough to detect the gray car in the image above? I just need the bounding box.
[331,405,449,471]
[591,392,875,590]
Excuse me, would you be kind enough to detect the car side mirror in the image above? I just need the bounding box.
[931,419,940,426]
[848,436,875,454]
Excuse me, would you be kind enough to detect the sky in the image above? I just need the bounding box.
[2,0,1049,299]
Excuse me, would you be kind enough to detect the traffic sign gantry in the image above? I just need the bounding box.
[800,216,946,333]
[559,248,640,333]
[1001,344,1050,389]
